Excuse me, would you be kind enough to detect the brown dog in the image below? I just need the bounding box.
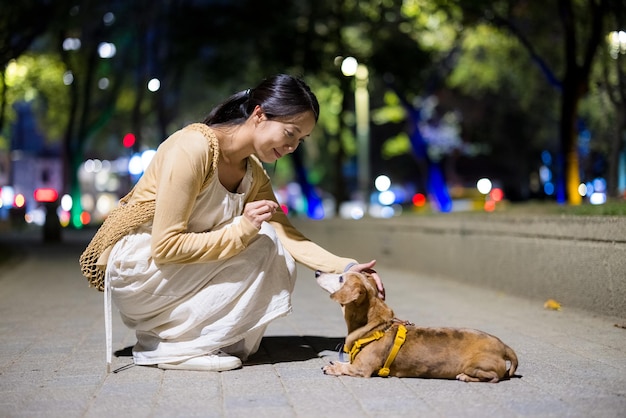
[316,270,518,382]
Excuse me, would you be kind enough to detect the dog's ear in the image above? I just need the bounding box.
[330,277,366,305]
[363,273,381,297]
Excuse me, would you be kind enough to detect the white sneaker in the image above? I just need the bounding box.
[158,351,242,371]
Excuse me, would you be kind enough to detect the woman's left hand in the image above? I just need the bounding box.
[348,260,385,300]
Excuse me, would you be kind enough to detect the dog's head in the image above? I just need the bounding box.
[316,270,394,332]
[315,270,380,306]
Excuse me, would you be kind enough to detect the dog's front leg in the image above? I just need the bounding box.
[322,360,377,378]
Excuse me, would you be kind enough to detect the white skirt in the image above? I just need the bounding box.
[106,220,296,365]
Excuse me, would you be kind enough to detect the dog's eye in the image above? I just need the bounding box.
[339,275,344,283]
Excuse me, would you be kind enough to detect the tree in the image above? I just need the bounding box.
[461,0,609,205]
[556,0,608,205]
[7,0,619,221]
[56,1,144,228]
[595,3,626,198]
[0,0,69,143]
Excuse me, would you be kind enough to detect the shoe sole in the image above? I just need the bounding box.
[157,358,242,372]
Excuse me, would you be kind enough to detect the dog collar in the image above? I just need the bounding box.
[344,324,408,377]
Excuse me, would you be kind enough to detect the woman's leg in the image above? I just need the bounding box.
[109,223,296,367]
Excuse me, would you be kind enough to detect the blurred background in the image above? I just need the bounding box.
[0,0,624,238]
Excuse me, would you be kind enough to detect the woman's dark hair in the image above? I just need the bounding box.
[203,74,319,126]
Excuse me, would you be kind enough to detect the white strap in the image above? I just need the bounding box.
[104,267,112,373]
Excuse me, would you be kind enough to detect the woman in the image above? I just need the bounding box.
[98,74,384,372]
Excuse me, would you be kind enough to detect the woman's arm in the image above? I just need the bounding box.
[245,158,355,273]
[149,129,259,264]
[245,159,385,296]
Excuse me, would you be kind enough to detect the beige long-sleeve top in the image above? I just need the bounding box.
[124,123,355,274]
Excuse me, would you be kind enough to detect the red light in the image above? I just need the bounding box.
[80,211,91,225]
[484,200,496,212]
[490,188,504,202]
[280,204,289,215]
[123,133,136,148]
[412,193,426,207]
[34,188,58,203]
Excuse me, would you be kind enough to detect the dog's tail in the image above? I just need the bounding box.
[504,345,518,378]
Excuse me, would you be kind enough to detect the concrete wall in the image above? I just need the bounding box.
[291,214,626,319]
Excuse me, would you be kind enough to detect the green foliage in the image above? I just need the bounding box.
[579,29,626,171]
[342,25,374,58]
[447,24,532,100]
[381,132,412,159]
[372,91,406,125]
[500,200,626,216]
[2,53,70,146]
[2,0,622,207]
[401,0,461,51]
[312,81,344,137]
[375,91,411,159]
[341,121,358,156]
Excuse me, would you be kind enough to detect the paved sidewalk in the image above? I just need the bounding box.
[0,228,625,417]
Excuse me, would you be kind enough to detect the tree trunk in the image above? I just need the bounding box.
[557,0,606,205]
[559,71,583,205]
[607,109,625,198]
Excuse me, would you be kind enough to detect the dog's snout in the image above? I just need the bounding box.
[315,270,321,278]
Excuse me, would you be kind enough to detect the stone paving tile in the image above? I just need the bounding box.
[1,231,625,417]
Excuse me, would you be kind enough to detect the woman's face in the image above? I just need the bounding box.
[252,108,316,163]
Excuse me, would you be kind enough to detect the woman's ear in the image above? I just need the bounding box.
[252,105,265,123]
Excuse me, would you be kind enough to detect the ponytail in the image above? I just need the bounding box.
[203,75,319,127]
[203,89,252,125]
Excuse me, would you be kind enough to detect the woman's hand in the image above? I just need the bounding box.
[243,199,279,229]
[348,260,385,300]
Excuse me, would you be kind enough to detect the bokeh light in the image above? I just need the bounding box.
[374,175,391,192]
[476,178,492,195]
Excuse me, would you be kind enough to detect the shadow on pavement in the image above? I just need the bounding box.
[113,335,344,366]
[247,335,344,365]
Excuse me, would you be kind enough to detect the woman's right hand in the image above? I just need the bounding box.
[243,199,279,229]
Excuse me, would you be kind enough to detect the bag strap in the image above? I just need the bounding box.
[79,123,220,291]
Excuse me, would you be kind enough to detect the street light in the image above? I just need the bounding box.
[341,56,370,205]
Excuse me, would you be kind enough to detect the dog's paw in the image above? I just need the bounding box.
[322,362,343,376]
[456,372,499,383]
[456,373,476,382]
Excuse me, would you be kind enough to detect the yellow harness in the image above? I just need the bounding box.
[344,324,408,377]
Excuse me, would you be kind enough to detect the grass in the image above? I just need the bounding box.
[405,198,626,217]
[497,199,626,216]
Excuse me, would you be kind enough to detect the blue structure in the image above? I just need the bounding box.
[291,147,324,219]
[388,86,452,212]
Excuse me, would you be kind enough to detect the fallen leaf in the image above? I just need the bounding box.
[543,299,561,310]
